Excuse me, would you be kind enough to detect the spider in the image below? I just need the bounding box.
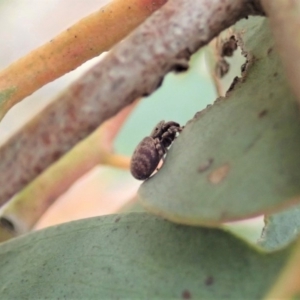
[130,121,182,180]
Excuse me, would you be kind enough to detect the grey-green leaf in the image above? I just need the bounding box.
[259,205,300,251]
[138,17,300,225]
[0,213,295,299]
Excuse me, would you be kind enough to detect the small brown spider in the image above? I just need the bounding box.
[130,121,182,180]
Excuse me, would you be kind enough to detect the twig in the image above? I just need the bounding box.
[206,38,225,97]
[0,0,265,207]
[0,0,167,119]
[0,223,14,243]
[0,103,136,236]
[261,0,300,107]
[264,239,300,299]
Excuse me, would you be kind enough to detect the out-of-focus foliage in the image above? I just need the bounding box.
[0,213,294,299]
[259,205,300,251]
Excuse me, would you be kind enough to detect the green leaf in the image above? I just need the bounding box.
[138,17,300,225]
[0,213,294,299]
[259,206,300,251]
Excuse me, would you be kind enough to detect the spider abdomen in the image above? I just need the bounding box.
[130,137,161,180]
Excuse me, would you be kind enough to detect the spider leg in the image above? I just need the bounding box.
[161,128,175,139]
[161,121,180,131]
[154,138,166,158]
[150,121,165,139]
[161,136,173,149]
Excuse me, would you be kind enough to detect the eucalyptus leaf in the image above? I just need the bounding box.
[259,206,300,251]
[139,17,300,225]
[0,213,294,299]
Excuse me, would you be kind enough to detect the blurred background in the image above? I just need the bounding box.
[0,0,262,242]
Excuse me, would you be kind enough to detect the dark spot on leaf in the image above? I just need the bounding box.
[115,217,121,223]
[182,289,191,299]
[244,134,262,152]
[273,72,278,77]
[205,276,214,286]
[267,47,273,54]
[258,109,268,118]
[198,158,214,172]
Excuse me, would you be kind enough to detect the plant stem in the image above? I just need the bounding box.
[0,0,167,119]
[0,102,136,237]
